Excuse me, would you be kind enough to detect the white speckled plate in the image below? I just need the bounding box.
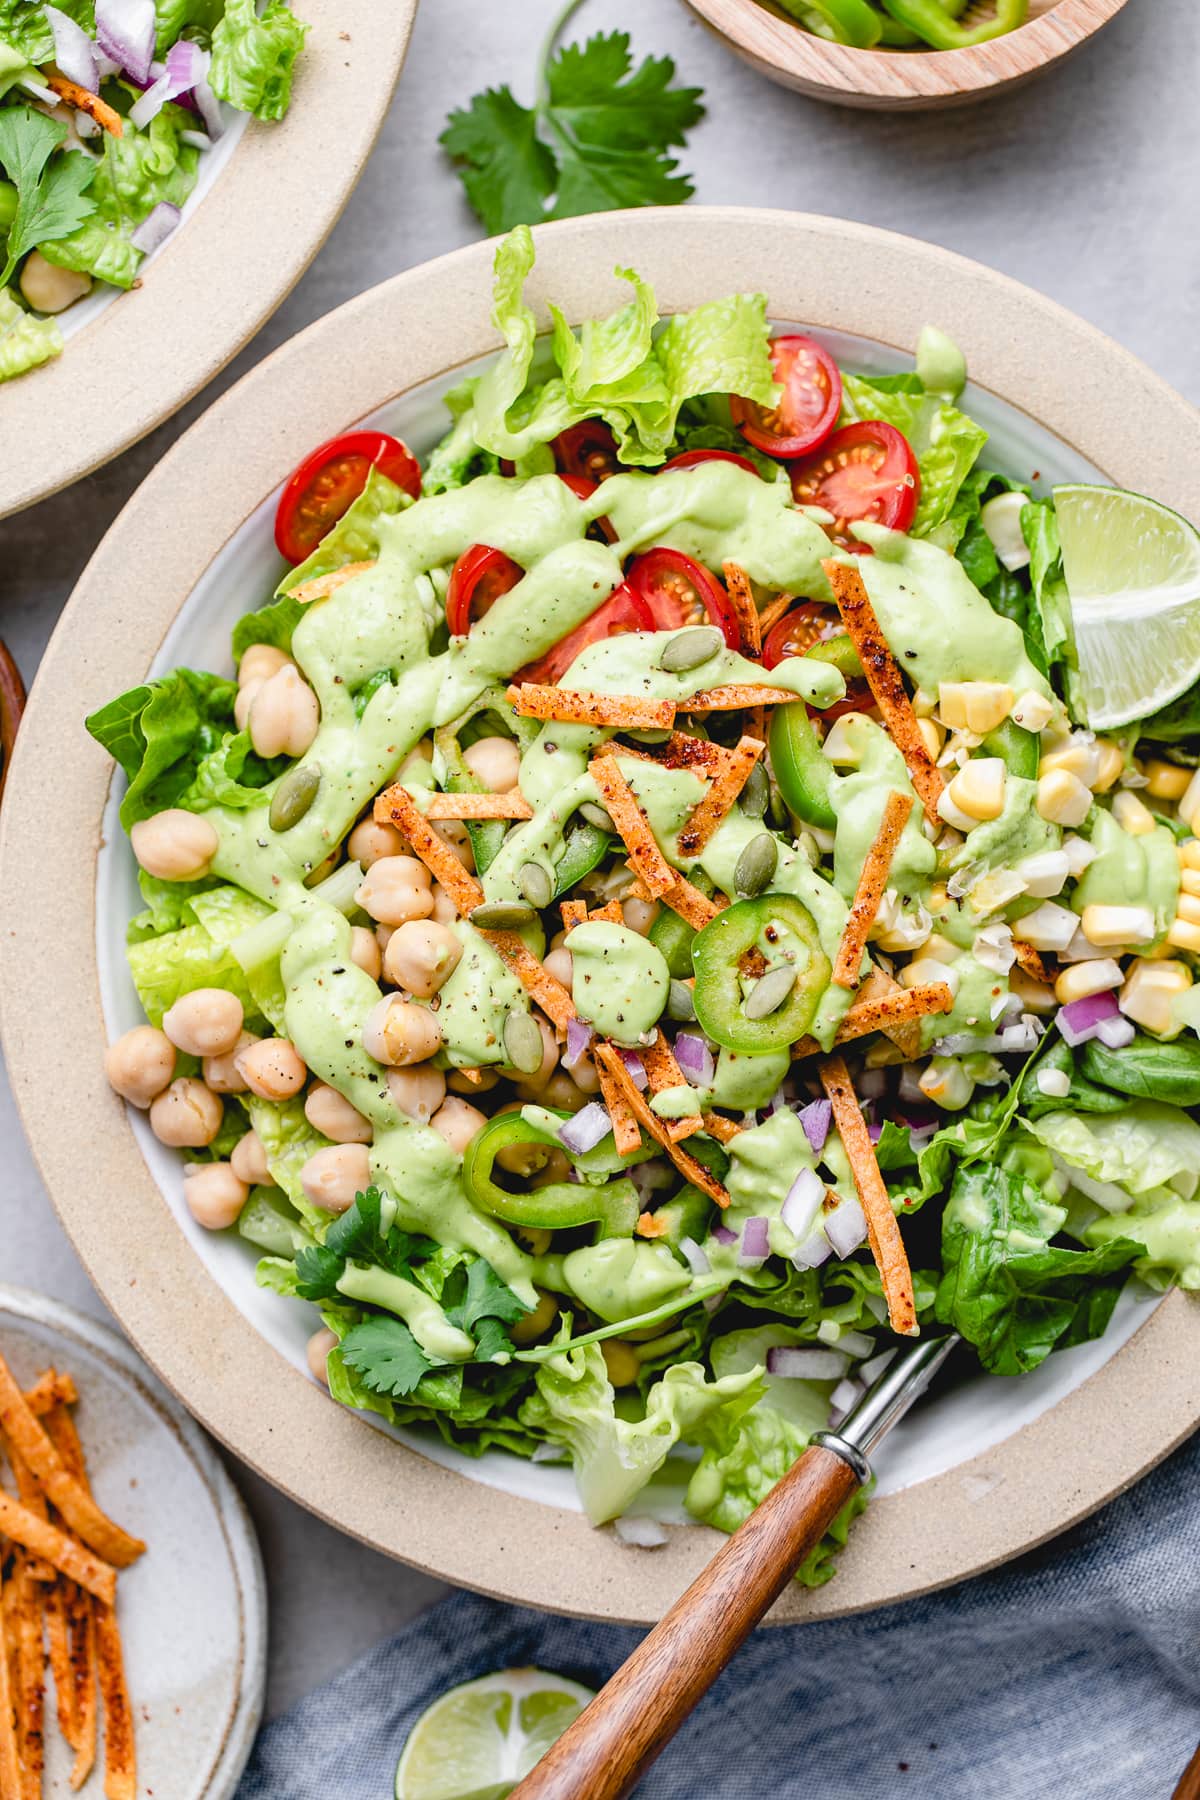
[0,1285,266,1798]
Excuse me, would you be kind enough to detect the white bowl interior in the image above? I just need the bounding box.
[95,321,1159,1521]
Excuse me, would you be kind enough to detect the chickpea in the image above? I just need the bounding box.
[495,1108,556,1177]
[387,1064,446,1122]
[363,996,442,1066]
[356,855,434,926]
[104,1026,175,1108]
[430,883,458,925]
[622,896,660,936]
[383,920,463,998]
[305,1082,373,1145]
[149,1078,223,1148]
[300,1143,371,1213]
[203,1030,259,1094]
[601,1340,641,1387]
[306,1326,339,1386]
[514,1225,553,1256]
[526,1071,588,1113]
[432,819,475,872]
[543,946,573,987]
[348,817,410,868]
[530,1148,572,1189]
[304,850,341,888]
[182,1162,249,1231]
[231,1128,272,1187]
[429,1096,486,1156]
[130,809,219,882]
[510,1289,560,1346]
[235,1037,307,1100]
[19,250,91,314]
[400,740,433,777]
[567,1055,600,1095]
[233,680,260,733]
[349,925,382,980]
[447,1065,500,1095]
[463,735,520,793]
[507,1015,558,1089]
[248,664,320,760]
[238,644,292,688]
[162,988,245,1058]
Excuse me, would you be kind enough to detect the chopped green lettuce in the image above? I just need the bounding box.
[177,729,283,812]
[1028,1101,1200,1205]
[1085,1192,1200,1292]
[126,915,256,1027]
[209,0,307,122]
[153,0,221,56]
[85,668,237,830]
[0,283,60,379]
[839,370,988,536]
[42,108,199,288]
[421,376,503,496]
[0,1,53,64]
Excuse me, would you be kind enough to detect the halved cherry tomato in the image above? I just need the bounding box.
[626,548,739,649]
[553,420,621,483]
[661,448,760,477]
[274,430,421,564]
[519,584,655,686]
[819,679,875,723]
[762,602,831,670]
[446,544,523,636]
[730,335,842,461]
[790,421,920,546]
[558,471,617,545]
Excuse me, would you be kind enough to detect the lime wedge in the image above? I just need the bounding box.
[1054,482,1200,729]
[395,1668,595,1800]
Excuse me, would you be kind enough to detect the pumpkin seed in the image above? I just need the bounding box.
[269,763,321,833]
[580,802,616,833]
[741,761,770,818]
[470,900,537,930]
[659,626,723,674]
[734,831,778,898]
[504,1010,545,1075]
[517,861,553,909]
[744,963,796,1020]
[626,727,673,745]
[666,979,696,1022]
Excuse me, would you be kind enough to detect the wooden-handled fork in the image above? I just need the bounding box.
[510,1333,959,1800]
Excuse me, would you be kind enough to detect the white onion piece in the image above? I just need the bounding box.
[679,1236,711,1278]
[766,1346,849,1381]
[95,0,156,86]
[780,1166,823,1242]
[179,128,213,151]
[828,1327,874,1360]
[859,1346,898,1386]
[856,1066,886,1100]
[130,201,181,254]
[613,1516,668,1548]
[74,109,101,138]
[45,6,97,91]
[791,1226,832,1270]
[1069,1168,1135,1214]
[829,1376,863,1419]
[194,68,224,139]
[824,1198,868,1259]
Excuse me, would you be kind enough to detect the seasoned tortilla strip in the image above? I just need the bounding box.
[0,1579,21,1800]
[477,931,575,1033]
[677,735,765,858]
[593,1044,730,1208]
[585,899,623,925]
[824,559,945,817]
[421,790,533,821]
[853,965,922,1060]
[604,733,734,778]
[67,1590,96,1791]
[756,590,798,640]
[1012,940,1055,985]
[95,1603,135,1800]
[559,900,588,933]
[654,871,723,931]
[374,784,484,915]
[639,1030,703,1142]
[13,1558,44,1800]
[701,1111,742,1146]
[287,560,376,603]
[46,73,123,134]
[3,1433,54,1582]
[506,685,676,729]
[722,562,761,655]
[682,684,803,711]
[590,759,676,899]
[592,1054,642,1156]
[832,791,914,989]
[790,981,953,1059]
[0,1359,144,1570]
[23,1371,77,1419]
[0,1496,115,1607]
[45,1577,77,1751]
[820,1055,918,1337]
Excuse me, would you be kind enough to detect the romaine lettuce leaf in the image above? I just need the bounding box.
[126,916,256,1026]
[244,1094,332,1234]
[421,376,503,496]
[1085,1192,1200,1292]
[274,464,408,598]
[0,0,53,63]
[86,667,237,829]
[0,284,61,380]
[43,107,199,288]
[209,0,306,122]
[1028,1101,1200,1203]
[153,0,221,56]
[177,728,283,811]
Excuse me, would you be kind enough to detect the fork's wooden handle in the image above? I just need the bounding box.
[509,1444,860,1800]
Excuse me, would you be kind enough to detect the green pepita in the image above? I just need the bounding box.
[580,802,616,833]
[269,763,321,833]
[734,831,778,898]
[741,761,770,818]
[504,1009,546,1075]
[744,964,796,1020]
[517,861,553,910]
[666,979,697,1022]
[658,627,723,674]
[470,900,537,930]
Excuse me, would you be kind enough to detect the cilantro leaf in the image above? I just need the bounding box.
[0,108,97,289]
[441,27,703,236]
[449,1257,528,1332]
[339,1316,434,1398]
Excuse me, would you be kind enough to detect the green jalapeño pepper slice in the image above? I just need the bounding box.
[769,701,836,831]
[981,716,1039,781]
[879,0,1027,48]
[462,1109,639,1238]
[783,0,883,47]
[691,894,831,1054]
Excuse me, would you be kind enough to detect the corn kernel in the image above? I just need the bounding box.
[899,957,961,996]
[916,716,945,761]
[1120,958,1192,1037]
[1015,849,1069,898]
[1091,740,1125,793]
[946,757,1006,823]
[1039,739,1099,784]
[1010,969,1058,1015]
[1036,768,1092,828]
[1014,902,1079,953]
[821,716,864,766]
[936,788,977,834]
[1112,790,1156,836]
[1180,840,1200,871]
[918,1057,975,1112]
[1010,689,1054,733]
[926,882,950,916]
[1054,959,1123,1005]
[1081,903,1156,947]
[1062,834,1098,878]
[1145,760,1192,801]
[1180,869,1200,897]
[1036,1067,1072,1099]
[936,681,1013,735]
[1177,892,1200,926]
[911,687,937,719]
[1168,919,1200,953]
[921,933,963,965]
[1180,771,1200,833]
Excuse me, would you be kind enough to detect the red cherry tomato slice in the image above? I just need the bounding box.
[553,420,621,483]
[626,548,739,649]
[275,430,421,564]
[821,679,875,722]
[762,602,833,671]
[661,448,760,477]
[730,335,842,461]
[446,544,523,636]
[519,584,655,686]
[558,471,617,544]
[790,421,920,546]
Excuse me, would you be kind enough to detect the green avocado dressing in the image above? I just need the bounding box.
[1073,809,1179,941]
[827,713,935,902]
[567,920,670,1045]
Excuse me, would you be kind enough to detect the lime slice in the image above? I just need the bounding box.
[1054,482,1200,729]
[395,1668,595,1800]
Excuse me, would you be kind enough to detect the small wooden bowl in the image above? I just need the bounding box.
[0,641,26,807]
[682,0,1130,109]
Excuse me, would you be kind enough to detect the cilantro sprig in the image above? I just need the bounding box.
[441,0,704,235]
[0,108,98,291]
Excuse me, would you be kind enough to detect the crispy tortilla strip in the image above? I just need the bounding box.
[820,1055,917,1337]
[46,73,123,134]
[602,733,732,778]
[0,1497,116,1607]
[67,1592,96,1791]
[592,1054,642,1156]
[677,735,765,858]
[45,1578,77,1751]
[374,784,484,916]
[3,1434,54,1582]
[853,965,922,1060]
[13,1559,44,1800]
[23,1371,77,1419]
[287,560,376,603]
[701,1111,741,1146]
[1012,940,1055,985]
[594,1044,730,1208]
[683,684,803,712]
[507,685,676,729]
[590,759,676,899]
[559,899,588,933]
[791,981,953,1059]
[95,1604,135,1800]
[824,560,945,817]
[422,791,533,821]
[477,931,575,1033]
[0,1578,20,1800]
[0,1359,144,1569]
[655,870,722,931]
[756,591,797,640]
[586,899,623,925]
[453,1066,486,1088]
[636,1212,670,1239]
[722,562,761,655]
[832,791,914,989]
[639,1030,703,1142]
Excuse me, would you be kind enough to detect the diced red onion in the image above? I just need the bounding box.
[1057,990,1120,1047]
[766,1346,850,1380]
[194,66,224,139]
[867,1120,884,1144]
[1095,1013,1136,1049]
[791,1226,832,1270]
[737,1216,770,1267]
[180,128,214,151]
[797,1098,832,1154]
[564,1016,593,1070]
[130,201,182,255]
[558,1102,611,1154]
[857,1067,886,1100]
[824,1198,868,1259]
[45,5,97,90]
[713,1224,737,1246]
[831,1328,875,1360]
[95,0,156,86]
[130,40,207,127]
[618,1048,648,1090]
[780,1166,823,1242]
[679,1236,711,1278]
[613,1516,668,1548]
[860,1346,898,1385]
[829,1376,864,1419]
[673,1031,714,1087]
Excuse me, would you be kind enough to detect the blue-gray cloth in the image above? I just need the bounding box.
[237,1430,1200,1800]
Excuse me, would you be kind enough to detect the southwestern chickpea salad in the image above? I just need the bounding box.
[90,228,1200,1572]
